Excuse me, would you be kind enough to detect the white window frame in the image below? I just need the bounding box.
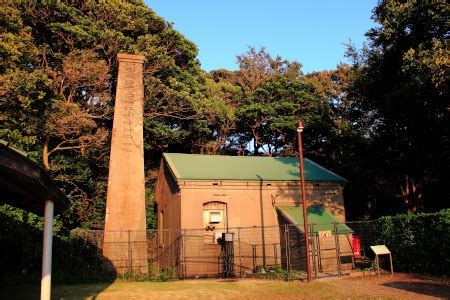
[209,211,222,224]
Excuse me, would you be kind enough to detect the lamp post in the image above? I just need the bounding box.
[296,120,312,282]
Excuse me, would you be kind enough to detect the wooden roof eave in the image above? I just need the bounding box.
[0,141,69,216]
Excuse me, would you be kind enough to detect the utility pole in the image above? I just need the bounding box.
[296,120,312,282]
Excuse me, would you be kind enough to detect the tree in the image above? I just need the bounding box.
[0,0,216,229]
[228,48,332,156]
[236,76,328,156]
[235,46,302,92]
[209,48,336,158]
[346,0,449,214]
[42,49,110,171]
[305,64,357,123]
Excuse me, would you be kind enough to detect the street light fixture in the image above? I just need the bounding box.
[296,120,312,282]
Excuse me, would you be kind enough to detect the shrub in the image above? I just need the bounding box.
[0,207,116,285]
[374,209,450,276]
[52,233,116,284]
[118,263,178,282]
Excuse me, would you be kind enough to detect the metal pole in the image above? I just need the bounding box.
[389,253,394,275]
[285,224,291,280]
[334,222,342,275]
[274,243,277,266]
[128,230,131,274]
[376,255,380,276]
[258,179,266,267]
[297,120,312,282]
[310,224,317,278]
[182,229,186,279]
[40,200,54,300]
[238,228,242,276]
[252,245,256,271]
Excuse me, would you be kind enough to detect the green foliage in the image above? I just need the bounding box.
[0,208,43,285]
[145,189,157,229]
[344,1,450,215]
[52,232,116,284]
[119,263,178,282]
[0,209,116,285]
[2,0,448,231]
[374,209,450,276]
[249,265,305,281]
[208,47,334,157]
[0,0,216,229]
[0,204,63,234]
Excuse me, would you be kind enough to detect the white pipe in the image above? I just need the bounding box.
[40,200,54,300]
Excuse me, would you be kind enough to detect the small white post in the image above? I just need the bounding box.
[40,200,54,300]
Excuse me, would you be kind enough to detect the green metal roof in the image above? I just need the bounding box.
[277,206,353,234]
[163,153,346,182]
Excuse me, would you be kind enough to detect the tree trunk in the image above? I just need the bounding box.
[43,136,50,171]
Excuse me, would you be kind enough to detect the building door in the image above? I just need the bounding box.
[203,201,227,244]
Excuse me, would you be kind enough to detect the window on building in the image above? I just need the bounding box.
[209,211,222,224]
[203,201,227,244]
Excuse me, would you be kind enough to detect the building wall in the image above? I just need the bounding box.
[177,179,344,277]
[179,179,345,229]
[155,163,346,277]
[154,161,182,264]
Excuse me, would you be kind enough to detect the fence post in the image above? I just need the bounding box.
[274,243,277,266]
[238,227,242,276]
[285,224,290,281]
[310,224,316,278]
[333,223,341,275]
[252,245,256,272]
[183,229,187,279]
[127,230,131,274]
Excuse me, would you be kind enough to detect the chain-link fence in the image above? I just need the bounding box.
[81,220,376,280]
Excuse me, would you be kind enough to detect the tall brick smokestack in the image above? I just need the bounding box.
[103,54,148,274]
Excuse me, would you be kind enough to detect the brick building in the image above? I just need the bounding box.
[155,153,353,277]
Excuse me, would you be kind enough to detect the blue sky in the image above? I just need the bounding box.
[146,0,378,74]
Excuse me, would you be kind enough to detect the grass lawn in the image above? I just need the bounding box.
[2,273,449,299]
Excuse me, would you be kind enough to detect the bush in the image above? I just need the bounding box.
[374,209,450,276]
[0,207,43,285]
[118,263,178,282]
[52,233,116,284]
[0,207,116,285]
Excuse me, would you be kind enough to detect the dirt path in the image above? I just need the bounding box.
[323,273,450,299]
[67,274,450,299]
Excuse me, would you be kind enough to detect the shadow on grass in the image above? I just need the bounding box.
[0,283,114,300]
[383,281,450,298]
[52,283,114,299]
[0,284,40,300]
[0,212,116,299]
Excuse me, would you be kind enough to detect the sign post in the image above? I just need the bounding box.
[370,245,394,275]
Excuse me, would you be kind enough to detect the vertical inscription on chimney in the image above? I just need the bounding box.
[103,54,148,274]
[122,65,137,152]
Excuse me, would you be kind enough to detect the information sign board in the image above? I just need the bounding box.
[370,245,391,255]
